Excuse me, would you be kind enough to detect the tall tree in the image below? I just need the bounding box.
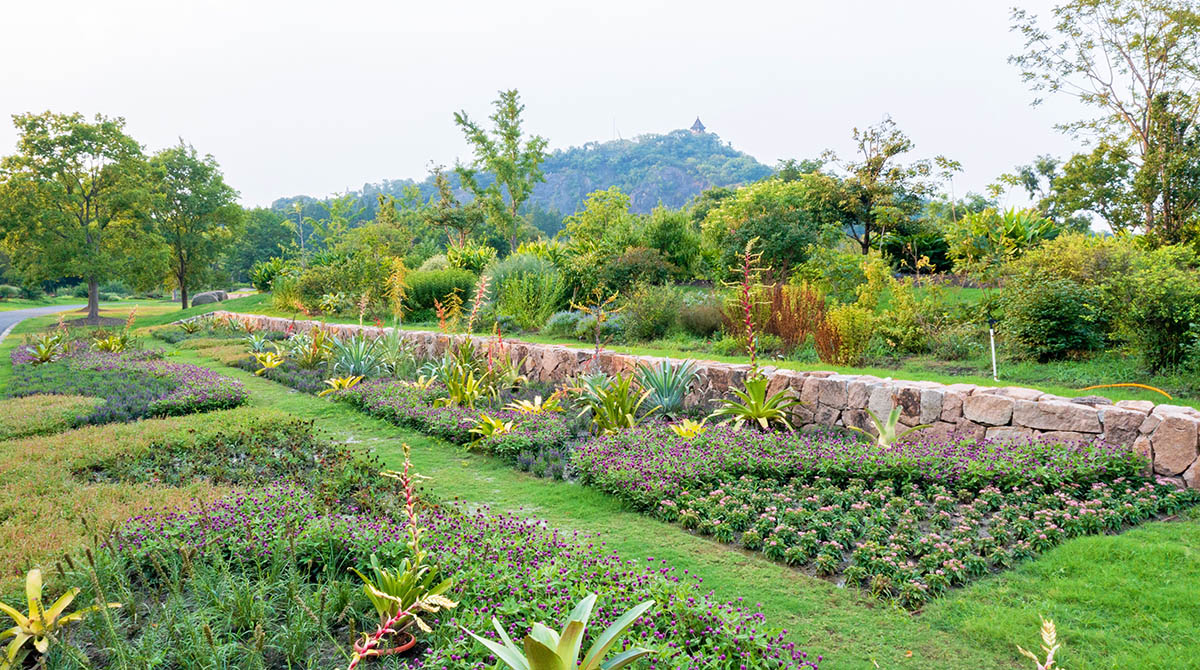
[0,112,151,322]
[1011,0,1200,239]
[224,207,293,283]
[823,118,950,254]
[150,141,242,309]
[454,90,549,253]
[424,166,485,247]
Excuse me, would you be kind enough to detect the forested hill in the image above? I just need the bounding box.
[271,128,773,222]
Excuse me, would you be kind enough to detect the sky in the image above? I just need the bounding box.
[0,0,1090,208]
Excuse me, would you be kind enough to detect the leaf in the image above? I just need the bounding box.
[580,600,654,670]
[599,648,655,670]
[523,635,567,670]
[464,625,529,670]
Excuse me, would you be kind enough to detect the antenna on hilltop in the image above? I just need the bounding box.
[613,117,621,141]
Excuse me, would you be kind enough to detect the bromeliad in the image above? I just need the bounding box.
[0,569,120,669]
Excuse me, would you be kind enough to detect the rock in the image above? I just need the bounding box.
[1134,436,1155,477]
[940,391,965,422]
[985,426,1035,441]
[813,404,841,427]
[1184,459,1200,490]
[191,290,227,306]
[994,386,1044,401]
[800,376,822,405]
[919,389,944,425]
[962,394,1015,426]
[846,380,872,409]
[1012,400,1102,433]
[766,370,797,398]
[818,377,849,407]
[1150,415,1200,476]
[1098,406,1147,447]
[842,409,875,435]
[868,384,897,419]
[1115,400,1155,413]
[954,419,987,440]
[1040,430,1094,444]
[895,386,922,424]
[1069,395,1112,407]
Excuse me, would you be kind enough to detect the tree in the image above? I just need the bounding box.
[303,193,363,252]
[224,207,294,283]
[454,90,549,253]
[1011,0,1200,239]
[1051,143,1142,232]
[700,177,844,278]
[150,141,242,309]
[0,112,152,322]
[823,118,950,254]
[424,166,485,247]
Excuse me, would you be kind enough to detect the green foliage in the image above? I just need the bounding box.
[558,187,641,294]
[496,269,566,331]
[543,310,582,338]
[1122,258,1200,372]
[574,374,659,434]
[332,334,387,378]
[709,376,801,431]
[249,256,288,293]
[620,283,683,341]
[464,594,655,670]
[847,402,931,447]
[793,246,873,304]
[944,207,1060,277]
[403,268,476,312]
[635,359,699,417]
[700,177,839,279]
[1002,277,1103,362]
[599,247,678,292]
[446,240,497,275]
[678,293,724,337]
[224,207,293,283]
[0,568,120,668]
[641,206,702,278]
[820,304,875,366]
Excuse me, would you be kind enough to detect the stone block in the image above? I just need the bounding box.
[986,426,1035,441]
[962,394,1014,426]
[1115,400,1155,413]
[940,391,964,422]
[818,377,849,407]
[1012,400,1101,433]
[1098,406,1147,447]
[1150,415,1200,476]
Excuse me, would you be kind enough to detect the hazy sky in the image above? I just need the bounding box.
[1,0,1089,208]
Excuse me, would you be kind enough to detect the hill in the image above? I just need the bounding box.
[271,125,773,226]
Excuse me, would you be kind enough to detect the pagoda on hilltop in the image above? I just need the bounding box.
[690,117,706,133]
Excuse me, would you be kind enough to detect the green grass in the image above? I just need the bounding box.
[0,295,83,312]
[154,333,1200,670]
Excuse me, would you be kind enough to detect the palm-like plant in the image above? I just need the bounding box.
[709,376,801,431]
[505,393,565,415]
[669,418,708,439]
[244,332,271,353]
[469,414,514,444]
[252,351,285,376]
[318,375,364,397]
[435,364,488,408]
[635,359,699,417]
[464,593,654,670]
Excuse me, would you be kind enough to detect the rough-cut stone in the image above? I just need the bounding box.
[1069,395,1112,407]
[1150,415,1200,476]
[1012,400,1102,433]
[1134,436,1154,477]
[895,386,922,425]
[846,380,872,409]
[800,377,822,406]
[818,377,849,407]
[940,392,965,422]
[191,290,228,306]
[962,394,1014,426]
[919,389,944,425]
[1099,406,1147,446]
[1040,430,1093,443]
[842,409,874,434]
[954,419,987,440]
[766,370,796,398]
[1184,458,1200,490]
[920,421,959,440]
[995,386,1044,401]
[813,404,841,426]
[1115,400,1155,413]
[868,384,896,420]
[986,426,1034,441]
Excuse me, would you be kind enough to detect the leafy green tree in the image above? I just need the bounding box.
[1011,0,1200,240]
[424,166,485,248]
[700,177,843,278]
[1051,143,1142,233]
[303,193,364,252]
[454,90,549,253]
[642,206,702,279]
[149,141,242,308]
[224,207,294,282]
[556,187,641,292]
[823,118,950,254]
[0,112,152,322]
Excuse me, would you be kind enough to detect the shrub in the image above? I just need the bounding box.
[403,268,476,312]
[249,256,288,292]
[944,207,1060,278]
[493,260,566,331]
[271,271,303,312]
[876,278,931,354]
[0,284,21,299]
[621,283,683,341]
[765,282,825,350]
[543,310,581,338]
[1122,262,1200,372]
[679,293,723,337]
[573,313,625,343]
[599,247,678,292]
[418,253,450,271]
[816,304,874,366]
[930,322,982,361]
[793,247,871,304]
[1001,277,1103,362]
[446,240,497,275]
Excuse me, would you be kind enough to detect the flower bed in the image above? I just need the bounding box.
[102,478,820,668]
[9,347,247,423]
[572,424,1197,607]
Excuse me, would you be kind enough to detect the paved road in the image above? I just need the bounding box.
[0,304,86,343]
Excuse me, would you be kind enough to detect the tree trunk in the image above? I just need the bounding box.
[180,280,189,310]
[86,277,100,323]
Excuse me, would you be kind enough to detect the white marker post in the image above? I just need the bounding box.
[988,317,998,381]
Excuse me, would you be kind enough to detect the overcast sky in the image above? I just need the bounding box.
[1,0,1088,208]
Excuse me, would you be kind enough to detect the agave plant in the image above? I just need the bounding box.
[669,418,708,439]
[318,375,364,397]
[464,593,654,670]
[847,400,931,447]
[289,328,333,369]
[178,319,203,334]
[28,332,65,365]
[332,333,387,378]
[574,374,659,435]
[244,332,271,353]
[253,351,285,376]
[377,329,418,378]
[469,414,514,444]
[709,376,801,431]
[635,359,700,417]
[92,335,127,353]
[0,569,120,668]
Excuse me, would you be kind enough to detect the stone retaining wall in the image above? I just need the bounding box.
[210,311,1200,489]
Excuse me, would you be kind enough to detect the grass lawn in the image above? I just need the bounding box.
[0,295,83,312]
[141,326,1200,670]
